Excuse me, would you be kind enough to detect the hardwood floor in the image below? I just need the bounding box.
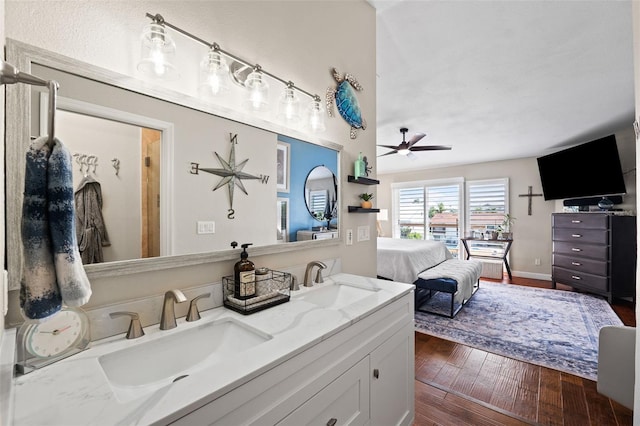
[413,275,635,425]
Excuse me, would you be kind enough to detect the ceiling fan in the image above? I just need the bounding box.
[378,128,452,159]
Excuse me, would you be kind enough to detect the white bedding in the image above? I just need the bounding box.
[377,237,453,284]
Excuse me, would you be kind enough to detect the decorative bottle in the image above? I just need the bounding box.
[354,152,365,178]
[234,243,256,299]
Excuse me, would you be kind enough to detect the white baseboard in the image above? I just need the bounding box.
[511,270,552,281]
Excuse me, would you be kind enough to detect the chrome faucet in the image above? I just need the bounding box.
[160,289,187,330]
[303,261,327,287]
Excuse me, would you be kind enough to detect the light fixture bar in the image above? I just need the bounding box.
[145,13,319,101]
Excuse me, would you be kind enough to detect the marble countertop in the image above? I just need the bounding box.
[9,273,414,426]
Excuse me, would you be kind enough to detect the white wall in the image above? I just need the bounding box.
[0,0,6,340]
[633,0,640,418]
[3,1,377,321]
[378,126,636,280]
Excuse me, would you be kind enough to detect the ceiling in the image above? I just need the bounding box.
[369,0,635,174]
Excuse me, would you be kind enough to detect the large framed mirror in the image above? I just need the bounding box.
[6,39,342,288]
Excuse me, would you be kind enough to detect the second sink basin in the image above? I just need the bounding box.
[298,283,379,309]
[99,317,271,392]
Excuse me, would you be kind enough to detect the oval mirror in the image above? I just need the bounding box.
[304,166,338,228]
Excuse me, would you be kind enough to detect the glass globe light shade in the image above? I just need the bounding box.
[277,87,301,124]
[305,99,326,133]
[198,50,230,99]
[243,70,269,112]
[137,23,179,80]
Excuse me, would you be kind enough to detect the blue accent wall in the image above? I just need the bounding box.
[277,135,338,241]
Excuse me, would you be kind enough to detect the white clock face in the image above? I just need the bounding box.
[26,310,84,358]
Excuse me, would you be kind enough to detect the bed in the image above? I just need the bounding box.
[376,237,453,284]
[377,237,482,317]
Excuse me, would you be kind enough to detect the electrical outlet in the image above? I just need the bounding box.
[197,221,215,234]
[534,258,541,266]
[346,229,353,245]
[357,225,370,242]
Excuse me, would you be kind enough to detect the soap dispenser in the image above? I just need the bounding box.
[234,243,256,299]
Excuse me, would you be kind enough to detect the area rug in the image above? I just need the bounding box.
[414,281,623,380]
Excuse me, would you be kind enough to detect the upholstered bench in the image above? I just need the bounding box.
[414,258,483,318]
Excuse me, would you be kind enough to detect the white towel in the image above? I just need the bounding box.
[21,137,92,320]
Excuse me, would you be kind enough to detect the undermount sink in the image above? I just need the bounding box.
[297,283,379,309]
[99,317,271,395]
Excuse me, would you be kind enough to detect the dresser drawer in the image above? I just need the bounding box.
[553,267,608,292]
[553,241,608,259]
[553,214,608,230]
[553,228,608,245]
[553,254,607,276]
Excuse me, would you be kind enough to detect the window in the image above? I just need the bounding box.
[392,179,463,257]
[465,178,509,257]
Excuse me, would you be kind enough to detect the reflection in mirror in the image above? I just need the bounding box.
[6,40,343,286]
[304,166,338,229]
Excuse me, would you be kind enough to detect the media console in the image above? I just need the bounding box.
[551,213,636,303]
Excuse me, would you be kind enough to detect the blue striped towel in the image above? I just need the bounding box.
[21,136,92,321]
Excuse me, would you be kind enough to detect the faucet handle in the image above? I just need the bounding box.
[315,269,325,284]
[290,275,300,291]
[110,311,145,339]
[186,293,211,322]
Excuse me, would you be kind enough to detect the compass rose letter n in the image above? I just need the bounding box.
[190,133,269,219]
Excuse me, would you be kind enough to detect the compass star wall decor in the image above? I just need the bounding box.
[190,133,269,219]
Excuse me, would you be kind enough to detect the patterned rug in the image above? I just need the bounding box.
[414,281,623,380]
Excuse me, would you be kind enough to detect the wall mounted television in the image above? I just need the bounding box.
[536,135,626,201]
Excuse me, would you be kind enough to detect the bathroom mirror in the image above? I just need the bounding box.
[304,166,338,226]
[6,39,342,288]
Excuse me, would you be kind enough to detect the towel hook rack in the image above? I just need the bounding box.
[1,60,59,147]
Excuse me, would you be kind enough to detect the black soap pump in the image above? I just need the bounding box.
[234,243,256,300]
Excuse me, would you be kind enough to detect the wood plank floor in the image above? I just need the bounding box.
[413,275,635,425]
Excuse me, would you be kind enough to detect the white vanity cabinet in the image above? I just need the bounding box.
[168,292,414,426]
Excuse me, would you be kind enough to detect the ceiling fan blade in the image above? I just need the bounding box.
[377,144,401,150]
[377,150,398,157]
[406,133,426,148]
[409,145,452,151]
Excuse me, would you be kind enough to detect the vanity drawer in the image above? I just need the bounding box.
[276,356,370,426]
[553,214,608,230]
[553,254,607,277]
[553,267,608,293]
[552,241,608,260]
[553,228,608,245]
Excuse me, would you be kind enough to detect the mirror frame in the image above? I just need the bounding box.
[304,166,338,223]
[6,39,343,287]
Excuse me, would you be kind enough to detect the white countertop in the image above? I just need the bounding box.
[9,273,414,426]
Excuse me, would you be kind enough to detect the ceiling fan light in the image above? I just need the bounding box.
[397,148,410,156]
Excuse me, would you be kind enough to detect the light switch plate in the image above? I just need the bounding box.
[357,225,370,242]
[197,221,215,234]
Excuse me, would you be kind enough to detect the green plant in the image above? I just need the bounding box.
[502,213,516,232]
[359,193,374,201]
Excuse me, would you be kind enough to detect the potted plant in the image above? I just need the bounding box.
[359,193,374,209]
[501,213,516,240]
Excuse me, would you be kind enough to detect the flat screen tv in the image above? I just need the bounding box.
[536,135,626,201]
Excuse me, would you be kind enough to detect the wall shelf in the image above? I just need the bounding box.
[348,206,380,213]
[347,175,379,185]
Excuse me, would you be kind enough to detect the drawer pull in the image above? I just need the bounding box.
[571,220,582,223]
[571,248,582,252]
[571,275,581,280]
[373,369,380,379]
[571,262,582,266]
[327,419,337,426]
[571,234,582,238]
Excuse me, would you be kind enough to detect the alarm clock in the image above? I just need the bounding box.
[15,307,91,375]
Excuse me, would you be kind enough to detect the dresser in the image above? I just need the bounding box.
[552,213,636,302]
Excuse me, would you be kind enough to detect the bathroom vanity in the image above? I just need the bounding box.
[6,274,415,425]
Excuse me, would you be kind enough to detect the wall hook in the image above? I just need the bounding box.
[111,158,120,177]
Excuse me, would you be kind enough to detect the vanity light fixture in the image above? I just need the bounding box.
[139,13,325,131]
[137,15,179,80]
[243,66,270,112]
[277,82,301,124]
[198,45,230,99]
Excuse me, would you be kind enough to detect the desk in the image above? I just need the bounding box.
[461,238,513,280]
